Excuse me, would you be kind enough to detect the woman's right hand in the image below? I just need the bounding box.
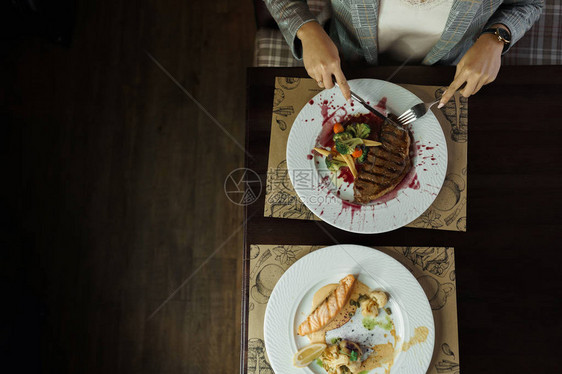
[297,21,351,101]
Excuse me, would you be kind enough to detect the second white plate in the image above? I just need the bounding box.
[264,244,435,374]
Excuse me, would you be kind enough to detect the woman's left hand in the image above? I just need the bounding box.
[439,30,505,108]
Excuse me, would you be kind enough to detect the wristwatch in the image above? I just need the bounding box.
[481,27,511,53]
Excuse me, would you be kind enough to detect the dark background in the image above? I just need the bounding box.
[2,1,562,374]
[1,1,254,372]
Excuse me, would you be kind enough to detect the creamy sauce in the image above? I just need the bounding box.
[359,342,394,371]
[390,329,398,343]
[302,280,430,373]
[402,326,429,352]
[307,281,398,373]
[357,327,398,372]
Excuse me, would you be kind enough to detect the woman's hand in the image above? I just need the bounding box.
[297,21,351,101]
[439,27,507,108]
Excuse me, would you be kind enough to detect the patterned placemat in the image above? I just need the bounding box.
[246,245,460,374]
[264,77,468,231]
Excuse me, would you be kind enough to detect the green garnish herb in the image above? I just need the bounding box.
[362,316,377,330]
[380,315,394,331]
[315,358,323,366]
[330,337,342,345]
[363,315,394,331]
[338,346,359,362]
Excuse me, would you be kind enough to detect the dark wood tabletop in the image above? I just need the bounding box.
[241,66,562,374]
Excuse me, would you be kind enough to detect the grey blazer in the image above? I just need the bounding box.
[264,0,543,65]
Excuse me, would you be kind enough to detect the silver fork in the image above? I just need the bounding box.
[396,100,440,125]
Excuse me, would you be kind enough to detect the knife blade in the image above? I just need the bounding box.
[334,83,405,131]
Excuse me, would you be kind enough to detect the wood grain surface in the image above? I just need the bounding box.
[1,1,254,373]
[243,66,562,374]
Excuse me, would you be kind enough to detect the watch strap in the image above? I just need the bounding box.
[481,27,511,53]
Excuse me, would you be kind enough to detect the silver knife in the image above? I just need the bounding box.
[334,83,405,131]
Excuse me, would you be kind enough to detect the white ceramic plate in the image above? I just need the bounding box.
[264,245,435,374]
[286,79,447,234]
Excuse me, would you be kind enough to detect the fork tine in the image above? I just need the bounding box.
[400,117,416,126]
[396,113,408,121]
[396,115,413,127]
[400,112,417,124]
[397,109,412,121]
[401,117,416,125]
[396,100,435,126]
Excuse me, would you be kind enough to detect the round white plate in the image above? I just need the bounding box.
[264,245,435,374]
[286,79,447,234]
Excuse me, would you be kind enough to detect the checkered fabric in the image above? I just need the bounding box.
[253,0,329,67]
[254,0,562,67]
[503,0,562,64]
[254,28,304,67]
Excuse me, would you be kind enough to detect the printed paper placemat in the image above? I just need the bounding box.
[246,245,460,374]
[264,77,468,231]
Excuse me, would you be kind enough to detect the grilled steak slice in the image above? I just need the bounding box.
[354,122,412,204]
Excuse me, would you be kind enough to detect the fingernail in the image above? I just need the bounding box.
[347,98,352,104]
[437,103,444,109]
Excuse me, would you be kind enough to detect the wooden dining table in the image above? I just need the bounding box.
[241,65,562,373]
